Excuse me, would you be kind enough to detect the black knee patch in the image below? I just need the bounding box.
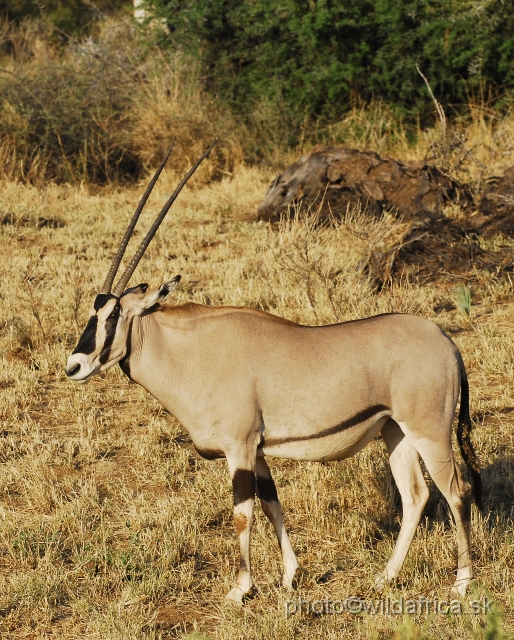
[256,475,278,503]
[232,469,255,506]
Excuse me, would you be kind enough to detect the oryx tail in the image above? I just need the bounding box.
[456,351,483,511]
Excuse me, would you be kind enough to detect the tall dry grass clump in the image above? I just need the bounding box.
[262,206,416,325]
[0,18,244,184]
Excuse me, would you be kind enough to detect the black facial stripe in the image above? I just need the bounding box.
[72,316,98,355]
[263,404,390,447]
[118,318,133,379]
[256,475,278,503]
[232,469,256,506]
[99,302,120,364]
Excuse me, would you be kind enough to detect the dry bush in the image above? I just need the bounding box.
[0,18,244,185]
[128,51,245,185]
[258,204,420,325]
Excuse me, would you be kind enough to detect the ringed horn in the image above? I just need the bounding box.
[99,139,219,298]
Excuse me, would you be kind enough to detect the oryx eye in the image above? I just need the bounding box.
[108,308,119,320]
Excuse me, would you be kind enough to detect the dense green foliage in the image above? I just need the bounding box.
[146,0,514,134]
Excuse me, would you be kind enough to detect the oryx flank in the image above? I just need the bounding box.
[66,141,482,603]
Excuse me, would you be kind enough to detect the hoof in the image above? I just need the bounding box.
[283,564,302,589]
[288,566,309,590]
[450,581,469,598]
[226,585,256,605]
[374,571,393,590]
[226,586,245,605]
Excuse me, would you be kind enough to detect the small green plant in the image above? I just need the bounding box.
[456,283,472,319]
[467,604,512,640]
[384,615,432,640]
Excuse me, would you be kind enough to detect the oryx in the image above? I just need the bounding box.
[66,142,482,603]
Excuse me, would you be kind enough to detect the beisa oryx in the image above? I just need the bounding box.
[66,141,483,603]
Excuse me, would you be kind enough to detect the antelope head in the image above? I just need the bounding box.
[65,140,217,383]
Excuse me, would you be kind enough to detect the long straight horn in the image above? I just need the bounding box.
[112,139,219,298]
[99,139,176,295]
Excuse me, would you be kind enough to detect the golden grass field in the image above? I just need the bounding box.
[1,107,514,639]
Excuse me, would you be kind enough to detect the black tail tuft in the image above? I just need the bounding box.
[456,350,483,511]
[469,467,483,512]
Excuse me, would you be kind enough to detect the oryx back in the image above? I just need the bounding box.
[127,305,461,464]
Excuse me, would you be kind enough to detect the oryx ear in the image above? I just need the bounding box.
[129,275,181,315]
[157,275,181,299]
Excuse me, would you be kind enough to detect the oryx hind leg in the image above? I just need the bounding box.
[225,446,256,604]
[406,428,473,597]
[256,457,299,588]
[376,419,429,590]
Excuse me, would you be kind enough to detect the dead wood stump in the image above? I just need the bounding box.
[257,145,471,223]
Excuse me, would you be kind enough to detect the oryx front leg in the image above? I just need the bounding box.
[376,420,429,590]
[256,457,299,588]
[226,448,256,604]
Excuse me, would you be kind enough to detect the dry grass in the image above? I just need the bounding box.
[1,125,514,639]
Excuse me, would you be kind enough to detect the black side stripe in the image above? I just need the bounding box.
[263,404,390,447]
[72,316,98,355]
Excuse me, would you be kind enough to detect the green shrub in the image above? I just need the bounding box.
[143,0,514,142]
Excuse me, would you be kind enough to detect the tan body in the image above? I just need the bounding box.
[130,304,456,464]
